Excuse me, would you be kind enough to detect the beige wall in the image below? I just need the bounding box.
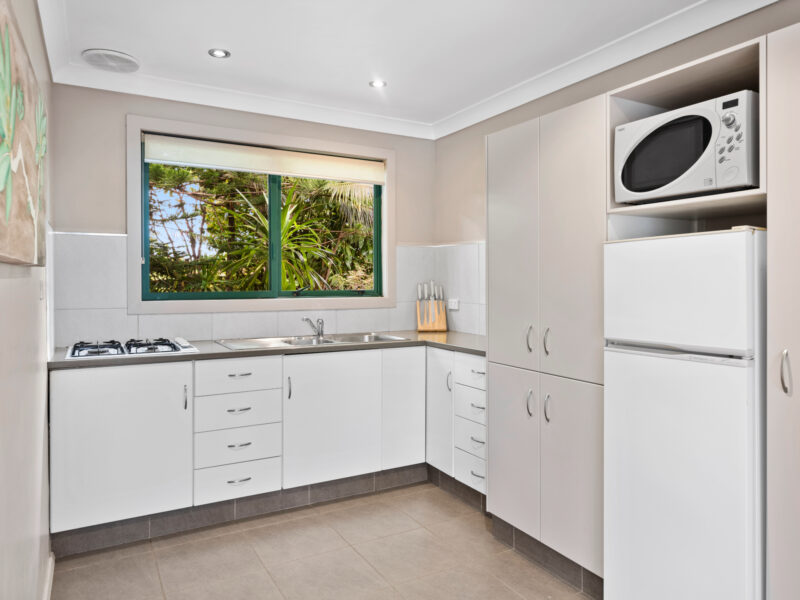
[1,0,52,598]
[51,85,437,244]
[433,0,800,243]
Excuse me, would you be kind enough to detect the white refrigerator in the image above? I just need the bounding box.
[603,228,765,600]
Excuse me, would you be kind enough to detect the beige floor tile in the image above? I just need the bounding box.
[54,540,154,573]
[244,515,348,568]
[313,492,382,515]
[382,488,476,527]
[324,501,422,544]
[268,546,394,600]
[164,570,283,600]
[466,550,582,600]
[353,528,459,584]
[51,552,164,600]
[155,532,265,593]
[424,512,510,558]
[395,566,523,600]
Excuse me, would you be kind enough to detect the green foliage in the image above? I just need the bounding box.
[0,25,24,221]
[147,164,376,295]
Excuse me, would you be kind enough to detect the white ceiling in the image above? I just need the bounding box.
[38,0,777,139]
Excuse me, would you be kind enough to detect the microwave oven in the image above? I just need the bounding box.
[614,90,758,204]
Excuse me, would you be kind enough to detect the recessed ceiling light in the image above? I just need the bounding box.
[208,48,231,59]
[369,80,387,88]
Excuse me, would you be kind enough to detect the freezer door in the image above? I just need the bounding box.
[604,347,761,600]
[604,230,763,356]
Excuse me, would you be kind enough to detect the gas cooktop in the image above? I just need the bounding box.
[65,337,198,359]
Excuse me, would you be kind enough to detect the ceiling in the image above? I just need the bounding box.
[38,0,777,139]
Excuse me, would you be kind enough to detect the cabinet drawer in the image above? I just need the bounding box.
[454,416,487,459]
[194,423,282,469]
[454,385,487,424]
[454,448,486,494]
[194,457,281,505]
[195,389,281,433]
[454,353,487,390]
[195,357,282,396]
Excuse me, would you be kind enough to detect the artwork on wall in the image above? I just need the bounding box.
[0,0,46,266]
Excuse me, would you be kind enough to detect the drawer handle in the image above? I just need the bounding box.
[446,371,453,392]
[227,477,252,485]
[227,372,253,378]
[227,442,253,449]
[469,435,485,445]
[470,369,486,376]
[469,402,486,411]
[470,470,485,479]
[226,407,252,414]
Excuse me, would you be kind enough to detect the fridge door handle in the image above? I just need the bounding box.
[781,349,793,395]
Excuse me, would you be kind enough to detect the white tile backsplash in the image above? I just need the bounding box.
[51,234,486,344]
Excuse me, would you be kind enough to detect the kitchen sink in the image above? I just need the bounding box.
[217,332,408,351]
[329,333,409,343]
[283,336,337,346]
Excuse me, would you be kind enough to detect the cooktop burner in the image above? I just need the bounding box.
[124,338,181,354]
[70,340,125,358]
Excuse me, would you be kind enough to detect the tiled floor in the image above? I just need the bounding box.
[52,483,589,600]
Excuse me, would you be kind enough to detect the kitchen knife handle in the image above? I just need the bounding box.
[781,349,792,395]
[525,325,534,353]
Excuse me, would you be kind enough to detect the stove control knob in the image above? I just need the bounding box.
[722,112,737,128]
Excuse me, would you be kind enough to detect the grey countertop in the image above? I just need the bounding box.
[49,330,486,371]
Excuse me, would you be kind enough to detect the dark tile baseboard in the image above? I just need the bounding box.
[426,464,485,511]
[491,516,604,600]
[51,462,428,558]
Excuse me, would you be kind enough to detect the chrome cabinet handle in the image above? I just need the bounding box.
[470,470,486,479]
[227,477,252,485]
[469,436,485,445]
[544,393,551,423]
[228,372,252,378]
[446,371,453,392]
[525,388,533,417]
[525,325,534,353]
[183,384,188,410]
[288,376,292,399]
[470,402,486,411]
[227,442,253,449]
[226,407,252,414]
[543,328,551,356]
[470,369,486,375]
[781,349,793,395]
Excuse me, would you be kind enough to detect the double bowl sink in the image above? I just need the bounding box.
[217,333,409,351]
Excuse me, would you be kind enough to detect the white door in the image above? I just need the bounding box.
[50,362,193,532]
[487,119,540,370]
[605,229,763,356]
[540,373,603,575]
[539,95,606,385]
[283,351,381,488]
[604,347,758,600]
[487,362,540,539]
[381,347,426,470]
[767,22,800,600]
[426,348,454,475]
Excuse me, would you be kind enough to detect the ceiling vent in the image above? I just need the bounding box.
[80,48,140,73]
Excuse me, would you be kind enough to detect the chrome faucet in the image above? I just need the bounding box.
[302,317,325,338]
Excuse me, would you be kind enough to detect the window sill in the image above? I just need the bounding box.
[127,294,396,315]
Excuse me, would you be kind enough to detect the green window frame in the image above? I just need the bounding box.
[141,150,383,301]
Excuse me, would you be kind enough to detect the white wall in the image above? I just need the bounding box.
[1,0,53,598]
[52,234,486,348]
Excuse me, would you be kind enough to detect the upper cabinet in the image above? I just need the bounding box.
[487,118,540,372]
[487,97,605,385]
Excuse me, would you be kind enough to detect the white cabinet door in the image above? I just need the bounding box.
[487,119,540,370]
[487,362,540,539]
[539,95,606,385]
[426,347,454,475]
[540,373,603,576]
[767,22,800,600]
[381,347,426,470]
[50,363,193,532]
[283,351,381,488]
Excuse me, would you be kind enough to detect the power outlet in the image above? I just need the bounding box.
[447,298,459,310]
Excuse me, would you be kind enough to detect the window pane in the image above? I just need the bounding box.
[280,177,375,292]
[147,164,271,293]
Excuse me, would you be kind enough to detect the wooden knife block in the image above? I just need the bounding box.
[417,300,448,332]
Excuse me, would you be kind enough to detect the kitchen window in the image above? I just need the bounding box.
[141,133,385,301]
